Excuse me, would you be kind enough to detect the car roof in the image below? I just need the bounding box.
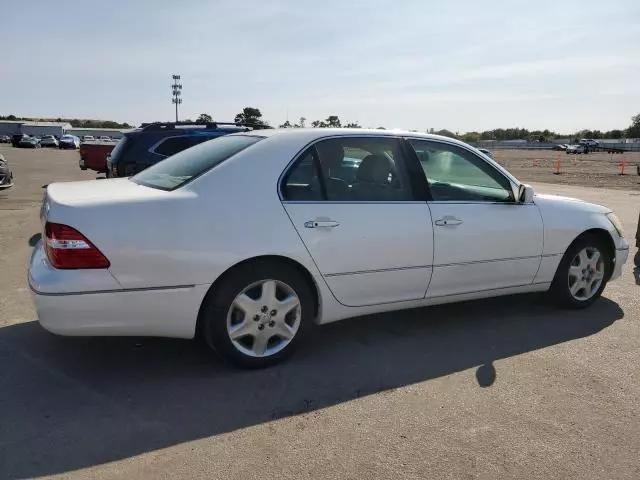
[240,127,472,148]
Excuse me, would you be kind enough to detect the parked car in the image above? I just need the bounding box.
[0,154,14,190]
[18,136,41,148]
[40,135,59,148]
[0,135,11,144]
[477,148,495,159]
[59,135,80,150]
[82,135,95,142]
[98,136,111,141]
[11,134,29,147]
[106,121,271,177]
[553,144,567,151]
[580,139,600,148]
[30,129,629,368]
[566,144,586,154]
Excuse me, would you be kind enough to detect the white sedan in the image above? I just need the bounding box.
[29,129,629,368]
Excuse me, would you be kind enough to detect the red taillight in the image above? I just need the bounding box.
[44,222,110,269]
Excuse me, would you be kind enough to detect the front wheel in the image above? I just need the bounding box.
[550,234,612,309]
[200,261,314,368]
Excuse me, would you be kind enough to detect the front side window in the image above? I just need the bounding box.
[132,134,262,191]
[282,136,413,202]
[409,139,514,202]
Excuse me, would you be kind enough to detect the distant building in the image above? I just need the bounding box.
[67,127,130,139]
[0,120,71,137]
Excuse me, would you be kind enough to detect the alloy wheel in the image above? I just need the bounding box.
[226,279,301,357]
[567,246,605,301]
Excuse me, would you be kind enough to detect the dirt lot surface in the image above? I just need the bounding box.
[1,145,639,480]
[494,149,640,191]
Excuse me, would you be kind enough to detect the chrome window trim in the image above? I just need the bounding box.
[278,133,523,203]
[281,200,426,205]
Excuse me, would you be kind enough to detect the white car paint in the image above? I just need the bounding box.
[425,202,543,298]
[29,128,629,340]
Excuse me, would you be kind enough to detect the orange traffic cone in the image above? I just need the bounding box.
[554,158,561,175]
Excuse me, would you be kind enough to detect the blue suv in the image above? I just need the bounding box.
[106,122,270,178]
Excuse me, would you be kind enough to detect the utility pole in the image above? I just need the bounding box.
[171,75,182,122]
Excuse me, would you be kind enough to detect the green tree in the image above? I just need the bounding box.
[325,115,341,127]
[605,129,623,139]
[461,132,480,143]
[626,113,640,138]
[344,122,361,128]
[279,120,293,128]
[312,116,342,128]
[433,129,457,138]
[234,107,265,126]
[196,113,213,124]
[297,117,306,128]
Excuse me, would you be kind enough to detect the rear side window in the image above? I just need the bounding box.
[132,135,263,191]
[154,135,222,157]
[282,137,413,202]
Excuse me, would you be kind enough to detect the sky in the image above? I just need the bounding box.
[2,0,639,133]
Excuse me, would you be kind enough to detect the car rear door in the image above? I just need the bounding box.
[407,138,543,298]
[281,135,434,307]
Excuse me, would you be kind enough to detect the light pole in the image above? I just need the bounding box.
[171,75,182,122]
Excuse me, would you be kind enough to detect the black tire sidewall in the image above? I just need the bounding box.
[200,261,314,368]
[551,234,612,309]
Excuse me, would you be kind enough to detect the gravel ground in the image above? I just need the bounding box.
[0,145,639,480]
[494,149,640,191]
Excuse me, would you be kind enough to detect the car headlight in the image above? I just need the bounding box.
[606,212,624,237]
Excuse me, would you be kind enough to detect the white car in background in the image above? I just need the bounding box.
[580,139,600,148]
[29,129,629,368]
[59,135,80,150]
[566,144,586,154]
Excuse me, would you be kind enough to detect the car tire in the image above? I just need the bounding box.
[200,260,314,368]
[549,234,612,309]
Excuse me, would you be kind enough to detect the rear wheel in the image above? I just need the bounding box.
[550,234,611,309]
[200,261,314,368]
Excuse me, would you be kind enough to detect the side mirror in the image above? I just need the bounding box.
[518,184,534,203]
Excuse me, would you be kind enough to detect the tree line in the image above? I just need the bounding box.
[194,109,640,142]
[4,110,639,141]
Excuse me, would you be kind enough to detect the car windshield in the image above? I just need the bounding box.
[131,134,263,191]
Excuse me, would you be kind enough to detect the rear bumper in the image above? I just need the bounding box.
[28,242,209,339]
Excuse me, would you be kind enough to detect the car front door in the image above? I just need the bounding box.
[408,139,543,298]
[281,136,434,307]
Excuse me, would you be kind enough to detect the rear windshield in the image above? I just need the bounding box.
[131,134,263,191]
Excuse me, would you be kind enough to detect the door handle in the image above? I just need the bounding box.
[434,217,463,227]
[304,220,340,228]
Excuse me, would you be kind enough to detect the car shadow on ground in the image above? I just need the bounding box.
[0,294,623,478]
